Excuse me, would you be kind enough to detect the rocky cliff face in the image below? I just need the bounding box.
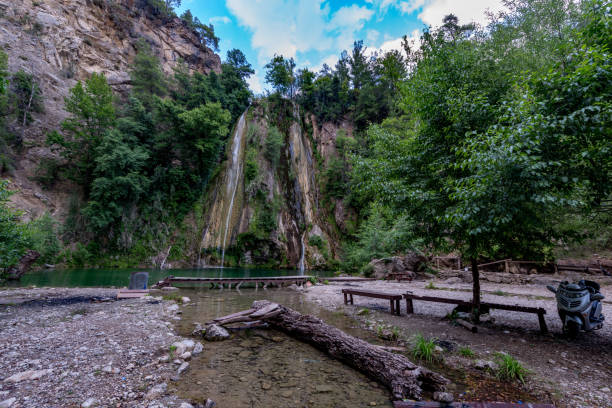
[192,101,353,270]
[0,0,220,221]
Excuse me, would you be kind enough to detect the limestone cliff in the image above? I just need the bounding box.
[0,0,220,221]
[191,101,354,270]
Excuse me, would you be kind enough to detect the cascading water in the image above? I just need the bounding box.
[220,112,247,267]
[298,232,306,275]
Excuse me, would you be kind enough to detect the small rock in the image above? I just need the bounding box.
[315,385,333,393]
[179,403,193,408]
[204,324,230,341]
[600,387,610,393]
[161,286,179,291]
[548,359,556,364]
[0,398,16,408]
[167,304,179,312]
[281,391,292,398]
[203,399,216,408]
[177,362,189,374]
[81,397,97,407]
[192,323,204,336]
[159,355,170,363]
[369,402,377,406]
[145,383,167,400]
[261,382,272,390]
[474,360,498,371]
[192,342,203,355]
[181,297,191,303]
[433,392,454,403]
[434,346,444,353]
[4,369,52,383]
[479,313,494,323]
[179,352,192,361]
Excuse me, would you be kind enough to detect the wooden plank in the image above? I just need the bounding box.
[482,302,545,314]
[478,259,512,268]
[404,293,473,306]
[342,289,403,300]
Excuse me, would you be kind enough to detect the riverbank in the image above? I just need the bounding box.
[0,287,197,408]
[304,278,612,408]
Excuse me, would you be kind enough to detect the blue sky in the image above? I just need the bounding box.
[178,1,505,93]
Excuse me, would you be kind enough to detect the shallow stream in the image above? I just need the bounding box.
[173,288,394,408]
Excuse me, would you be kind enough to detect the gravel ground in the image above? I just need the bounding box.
[304,278,612,408]
[0,287,198,408]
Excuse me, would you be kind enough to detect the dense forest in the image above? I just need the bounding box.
[1,0,610,277]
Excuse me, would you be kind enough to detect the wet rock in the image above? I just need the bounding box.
[204,324,229,341]
[0,398,16,408]
[433,391,454,403]
[192,323,204,336]
[81,397,97,407]
[145,383,167,400]
[4,369,52,383]
[193,342,204,355]
[204,399,216,408]
[177,362,189,375]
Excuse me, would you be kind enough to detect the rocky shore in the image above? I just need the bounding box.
[0,288,200,408]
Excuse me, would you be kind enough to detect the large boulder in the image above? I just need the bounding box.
[367,252,426,279]
[203,324,230,341]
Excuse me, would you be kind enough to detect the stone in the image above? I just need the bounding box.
[367,252,425,279]
[177,362,189,374]
[161,287,179,291]
[261,382,272,390]
[479,313,494,323]
[180,352,192,361]
[192,323,204,336]
[474,360,498,371]
[145,383,167,400]
[204,324,230,341]
[0,398,16,408]
[433,392,454,403]
[167,304,179,312]
[204,399,216,408]
[315,385,333,393]
[181,297,191,303]
[179,404,194,408]
[281,391,292,398]
[4,369,52,383]
[600,387,610,393]
[192,342,203,355]
[81,398,97,407]
[159,355,170,363]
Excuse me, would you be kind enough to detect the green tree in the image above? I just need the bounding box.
[131,39,167,108]
[27,213,61,264]
[264,55,296,97]
[48,72,115,191]
[264,126,283,168]
[0,180,31,276]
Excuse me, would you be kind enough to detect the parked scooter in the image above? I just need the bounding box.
[547,280,605,337]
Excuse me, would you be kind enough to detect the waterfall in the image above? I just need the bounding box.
[221,112,247,267]
[298,232,306,275]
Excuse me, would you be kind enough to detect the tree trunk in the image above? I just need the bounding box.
[471,257,481,322]
[212,300,449,401]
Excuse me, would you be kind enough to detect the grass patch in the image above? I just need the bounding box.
[493,290,510,296]
[425,281,438,290]
[458,346,475,358]
[494,352,529,383]
[70,308,88,316]
[412,333,437,363]
[162,293,183,303]
[357,308,370,316]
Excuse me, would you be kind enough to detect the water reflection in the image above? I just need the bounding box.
[174,288,393,408]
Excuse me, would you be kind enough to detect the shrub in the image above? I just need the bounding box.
[425,281,438,290]
[412,334,437,363]
[494,352,529,383]
[264,126,283,167]
[27,213,61,264]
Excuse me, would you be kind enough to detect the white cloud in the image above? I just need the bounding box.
[366,29,420,57]
[209,16,231,25]
[247,71,264,95]
[398,0,505,26]
[366,29,380,44]
[312,54,339,73]
[328,5,374,51]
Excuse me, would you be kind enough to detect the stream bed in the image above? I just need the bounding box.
[173,288,394,408]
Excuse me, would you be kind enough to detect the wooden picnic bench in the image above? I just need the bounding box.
[403,293,548,333]
[342,289,403,316]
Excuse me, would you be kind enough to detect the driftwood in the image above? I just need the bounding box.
[213,300,448,400]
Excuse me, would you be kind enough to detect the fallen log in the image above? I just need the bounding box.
[214,300,449,401]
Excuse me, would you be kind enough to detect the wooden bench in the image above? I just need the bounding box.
[403,293,548,333]
[342,289,403,316]
[386,272,413,282]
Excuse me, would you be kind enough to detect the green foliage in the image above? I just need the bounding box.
[342,203,422,274]
[48,72,115,191]
[425,281,438,290]
[458,346,475,358]
[244,145,259,184]
[180,9,220,51]
[494,353,529,383]
[27,213,61,264]
[130,39,167,108]
[412,334,437,363]
[11,70,43,128]
[264,55,297,97]
[264,126,283,168]
[0,180,31,275]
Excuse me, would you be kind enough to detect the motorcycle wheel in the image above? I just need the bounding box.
[564,321,580,339]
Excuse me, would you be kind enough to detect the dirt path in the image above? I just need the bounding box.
[305,279,612,408]
[0,288,196,408]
